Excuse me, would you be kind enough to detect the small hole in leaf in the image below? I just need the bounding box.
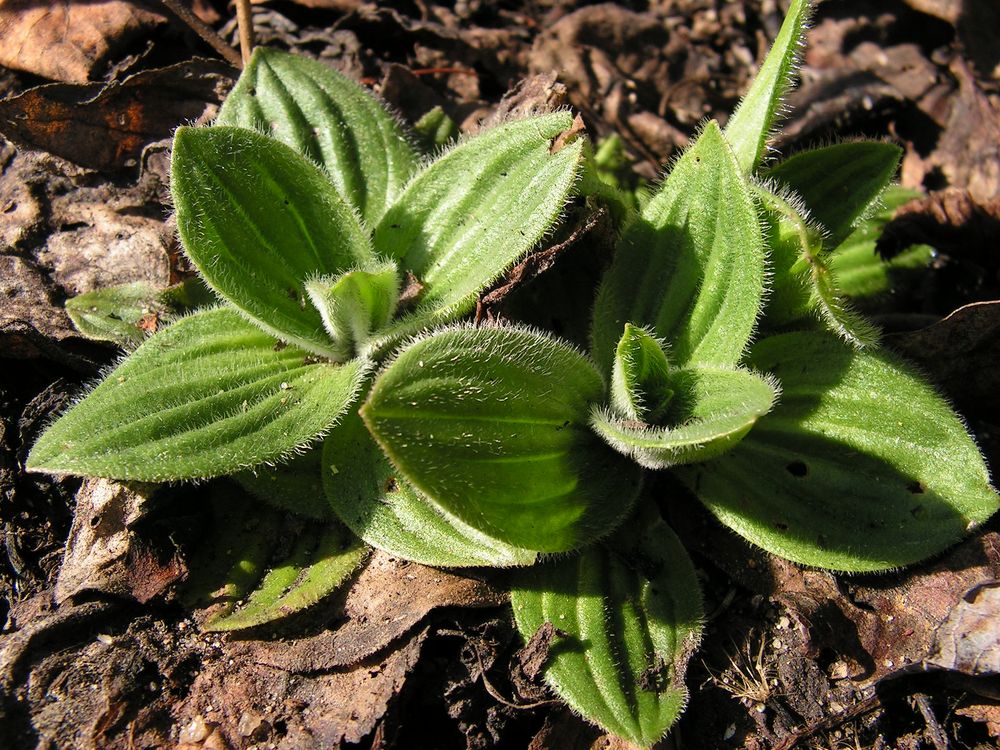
[906,481,925,494]
[785,460,808,477]
[89,515,101,528]
[775,521,788,531]
[248,87,257,97]
[384,477,398,493]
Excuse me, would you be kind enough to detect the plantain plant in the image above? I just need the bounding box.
[27,1,998,746]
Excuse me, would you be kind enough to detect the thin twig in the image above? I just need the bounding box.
[235,0,255,67]
[159,0,242,69]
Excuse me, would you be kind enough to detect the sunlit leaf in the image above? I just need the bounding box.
[593,366,779,469]
[323,411,537,567]
[724,0,812,174]
[592,121,765,371]
[766,141,902,248]
[676,331,1000,571]
[217,47,418,225]
[362,325,641,552]
[171,126,372,356]
[609,323,674,424]
[374,112,583,321]
[511,504,702,748]
[27,308,365,481]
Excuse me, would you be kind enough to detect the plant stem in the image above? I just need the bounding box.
[235,0,255,67]
[159,0,242,69]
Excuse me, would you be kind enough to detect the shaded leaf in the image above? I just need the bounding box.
[374,112,583,321]
[171,126,372,357]
[593,366,779,469]
[206,523,368,632]
[413,105,458,152]
[235,448,331,520]
[759,188,880,347]
[362,325,641,552]
[724,0,812,174]
[27,308,365,481]
[511,506,703,748]
[592,121,765,371]
[766,141,902,247]
[676,331,1000,572]
[323,411,537,567]
[217,48,418,225]
[65,279,212,348]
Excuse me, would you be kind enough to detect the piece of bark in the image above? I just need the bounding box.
[0,255,77,348]
[0,0,165,83]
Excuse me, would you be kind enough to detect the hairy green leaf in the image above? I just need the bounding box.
[235,448,331,520]
[206,523,368,632]
[374,112,583,321]
[766,142,902,248]
[593,366,779,469]
[323,410,537,567]
[511,505,702,748]
[828,186,932,300]
[610,324,674,424]
[171,126,372,356]
[592,121,765,371]
[362,326,641,552]
[65,278,214,348]
[677,331,1000,571]
[217,47,417,225]
[305,260,400,362]
[27,308,365,481]
[413,106,458,152]
[724,0,811,174]
[759,188,880,347]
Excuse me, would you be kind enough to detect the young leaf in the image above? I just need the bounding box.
[374,112,583,321]
[610,324,674,424]
[676,331,1000,572]
[591,121,765,372]
[592,366,779,470]
[27,308,366,481]
[235,448,331,520]
[65,281,176,348]
[511,505,703,748]
[305,260,400,362]
[171,126,372,357]
[362,325,642,552]
[413,106,458,152]
[206,523,368,632]
[323,411,537,567]
[759,188,880,347]
[766,142,902,248]
[724,0,812,174]
[216,47,418,225]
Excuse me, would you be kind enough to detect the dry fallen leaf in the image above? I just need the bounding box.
[926,581,1000,677]
[0,0,165,83]
[0,58,233,173]
[56,479,184,604]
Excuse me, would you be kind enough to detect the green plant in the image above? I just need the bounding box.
[26,1,998,746]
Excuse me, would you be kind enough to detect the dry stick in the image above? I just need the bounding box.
[159,0,242,69]
[235,0,255,67]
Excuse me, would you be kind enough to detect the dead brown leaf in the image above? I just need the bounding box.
[955,701,1000,737]
[0,0,165,83]
[528,707,648,750]
[926,581,1000,676]
[0,58,234,173]
[876,188,1000,260]
[887,301,1000,410]
[251,551,505,672]
[56,478,184,605]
